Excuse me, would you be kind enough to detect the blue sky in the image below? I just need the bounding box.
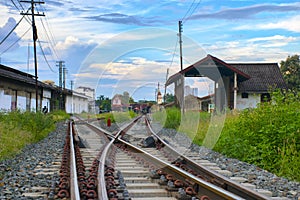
[0,0,300,101]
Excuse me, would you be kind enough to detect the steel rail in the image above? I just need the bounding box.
[96,115,142,200]
[90,115,243,199]
[69,121,81,200]
[116,136,244,200]
[145,115,271,200]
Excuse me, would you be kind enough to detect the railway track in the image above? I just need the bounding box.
[54,114,276,200]
[1,115,297,199]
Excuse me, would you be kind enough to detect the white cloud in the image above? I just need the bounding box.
[235,15,300,33]
[55,36,79,50]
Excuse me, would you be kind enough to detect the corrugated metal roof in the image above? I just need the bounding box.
[0,64,55,90]
[230,63,287,93]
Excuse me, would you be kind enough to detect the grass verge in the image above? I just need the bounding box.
[0,110,70,161]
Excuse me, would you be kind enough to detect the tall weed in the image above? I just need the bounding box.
[0,110,69,160]
[214,90,300,181]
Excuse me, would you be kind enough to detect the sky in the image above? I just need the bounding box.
[0,0,300,101]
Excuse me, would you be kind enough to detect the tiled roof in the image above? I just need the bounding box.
[230,63,287,93]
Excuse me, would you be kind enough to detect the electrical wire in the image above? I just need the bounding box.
[37,38,57,73]
[182,0,202,24]
[36,6,61,61]
[39,18,60,60]
[11,0,32,25]
[0,7,30,46]
[168,37,179,68]
[10,0,20,10]
[0,27,31,55]
[181,0,196,22]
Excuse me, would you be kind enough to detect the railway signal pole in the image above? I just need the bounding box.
[21,0,45,112]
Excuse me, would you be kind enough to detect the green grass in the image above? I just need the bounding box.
[0,110,70,161]
[214,90,300,181]
[96,110,138,124]
[153,90,300,181]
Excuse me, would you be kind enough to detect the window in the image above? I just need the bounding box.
[261,93,271,102]
[241,93,248,98]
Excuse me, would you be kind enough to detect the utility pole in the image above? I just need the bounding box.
[57,61,65,88]
[178,21,185,113]
[21,0,45,112]
[56,61,65,110]
[63,67,67,89]
[164,68,169,103]
[178,21,183,71]
[70,80,74,114]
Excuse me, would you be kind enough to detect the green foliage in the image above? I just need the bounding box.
[0,110,69,160]
[214,90,300,181]
[280,54,300,90]
[163,93,175,103]
[97,95,112,111]
[97,110,137,124]
[165,107,181,129]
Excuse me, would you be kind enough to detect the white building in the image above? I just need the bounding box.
[75,86,96,113]
[65,91,89,114]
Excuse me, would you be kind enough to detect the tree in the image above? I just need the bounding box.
[280,55,300,90]
[96,95,111,111]
[164,93,174,103]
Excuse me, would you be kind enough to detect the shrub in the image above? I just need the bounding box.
[214,90,300,181]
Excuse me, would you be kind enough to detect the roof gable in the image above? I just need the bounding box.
[166,54,250,86]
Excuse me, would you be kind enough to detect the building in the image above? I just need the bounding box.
[75,86,96,113]
[0,64,57,112]
[111,94,129,112]
[0,64,90,113]
[156,83,163,105]
[166,54,287,111]
[65,91,89,114]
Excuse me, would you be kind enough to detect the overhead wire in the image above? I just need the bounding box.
[181,0,197,22]
[36,6,61,61]
[182,0,202,24]
[11,0,32,25]
[0,26,31,55]
[0,7,30,46]
[37,38,57,73]
[10,0,20,10]
[168,37,179,68]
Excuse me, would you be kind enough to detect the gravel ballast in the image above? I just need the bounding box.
[0,122,67,199]
[0,118,299,200]
[149,121,300,200]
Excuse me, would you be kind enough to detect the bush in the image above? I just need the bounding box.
[214,90,300,181]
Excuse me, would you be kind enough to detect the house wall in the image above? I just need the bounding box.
[236,93,260,110]
[65,94,89,114]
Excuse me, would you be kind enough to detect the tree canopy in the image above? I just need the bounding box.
[280,55,300,90]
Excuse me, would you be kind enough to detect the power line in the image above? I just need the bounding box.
[36,6,61,61]
[10,0,32,25]
[0,8,30,46]
[181,0,196,22]
[37,38,57,73]
[10,0,20,10]
[182,0,202,24]
[168,37,179,68]
[0,26,31,55]
[39,18,60,60]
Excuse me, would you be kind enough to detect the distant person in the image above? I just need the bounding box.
[42,106,48,114]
